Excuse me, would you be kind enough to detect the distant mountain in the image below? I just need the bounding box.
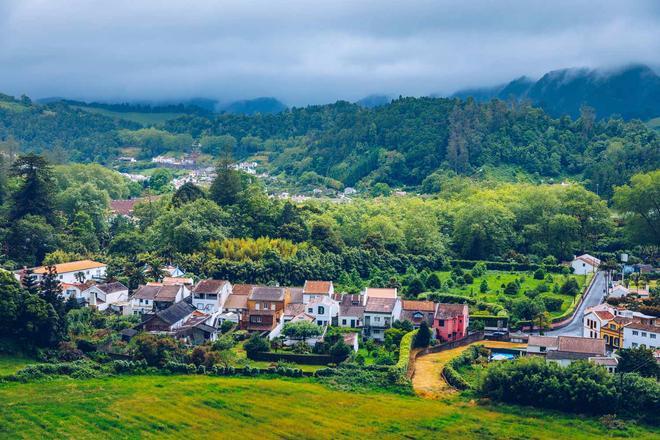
[355,94,392,108]
[217,97,286,115]
[452,64,660,120]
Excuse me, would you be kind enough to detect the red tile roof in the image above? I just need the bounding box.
[232,284,256,295]
[193,279,228,293]
[402,300,435,312]
[303,280,333,294]
[594,310,615,321]
[435,303,468,319]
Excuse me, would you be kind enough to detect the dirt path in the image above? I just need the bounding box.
[411,341,526,399]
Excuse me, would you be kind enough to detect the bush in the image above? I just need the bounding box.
[504,282,519,295]
[463,273,474,284]
[220,320,235,333]
[212,335,236,351]
[540,296,564,312]
[12,360,103,381]
[560,278,580,296]
[243,334,270,354]
[329,340,352,360]
[533,268,546,280]
[413,322,431,348]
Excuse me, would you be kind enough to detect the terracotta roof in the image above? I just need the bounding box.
[365,288,397,299]
[30,260,106,275]
[528,335,559,348]
[224,294,248,310]
[557,336,606,356]
[249,287,285,301]
[154,285,181,302]
[612,316,633,325]
[303,280,333,294]
[109,196,159,216]
[365,297,397,313]
[289,312,315,323]
[162,277,193,285]
[193,279,228,294]
[232,284,256,295]
[402,300,435,312]
[594,310,615,321]
[249,309,277,316]
[547,351,592,361]
[340,304,365,318]
[435,303,468,319]
[284,303,306,317]
[589,356,618,367]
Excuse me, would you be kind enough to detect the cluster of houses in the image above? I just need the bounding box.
[583,303,659,352]
[13,260,470,348]
[527,335,618,372]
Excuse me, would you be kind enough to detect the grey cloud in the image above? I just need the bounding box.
[0,0,658,105]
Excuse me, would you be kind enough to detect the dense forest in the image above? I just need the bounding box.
[1,92,658,198]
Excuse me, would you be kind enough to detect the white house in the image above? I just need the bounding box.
[60,282,91,300]
[570,254,601,275]
[527,335,559,354]
[623,322,660,350]
[583,309,614,339]
[528,335,606,367]
[82,282,129,311]
[609,284,630,299]
[336,294,365,329]
[302,280,334,303]
[363,297,402,341]
[191,279,232,313]
[15,260,107,284]
[304,295,339,327]
[130,283,190,315]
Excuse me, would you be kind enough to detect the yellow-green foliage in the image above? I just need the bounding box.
[395,330,417,372]
[0,375,653,438]
[209,237,302,261]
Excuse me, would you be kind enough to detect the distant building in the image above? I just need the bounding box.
[570,254,601,275]
[14,260,107,284]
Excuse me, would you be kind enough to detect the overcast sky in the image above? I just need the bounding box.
[0,0,658,105]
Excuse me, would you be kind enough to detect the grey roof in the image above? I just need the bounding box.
[193,279,228,294]
[95,282,128,294]
[132,285,161,300]
[288,287,304,304]
[340,304,365,318]
[154,285,181,302]
[154,302,195,326]
[546,351,593,361]
[249,286,285,301]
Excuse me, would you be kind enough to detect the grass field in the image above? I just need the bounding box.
[431,270,586,317]
[0,355,33,376]
[73,106,186,126]
[1,374,656,439]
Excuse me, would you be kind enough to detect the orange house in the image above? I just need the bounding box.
[246,287,291,331]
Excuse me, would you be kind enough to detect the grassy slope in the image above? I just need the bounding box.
[432,270,586,318]
[1,375,655,439]
[0,355,33,376]
[72,106,185,126]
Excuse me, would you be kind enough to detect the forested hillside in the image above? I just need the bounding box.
[1,92,659,197]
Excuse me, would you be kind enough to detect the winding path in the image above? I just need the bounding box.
[411,341,526,399]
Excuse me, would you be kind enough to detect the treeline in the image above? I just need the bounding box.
[2,93,658,196]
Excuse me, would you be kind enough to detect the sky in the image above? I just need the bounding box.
[0,0,659,105]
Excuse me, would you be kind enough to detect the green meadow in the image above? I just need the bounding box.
[0,374,657,439]
[72,105,186,126]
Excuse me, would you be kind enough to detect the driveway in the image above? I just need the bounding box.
[545,271,605,337]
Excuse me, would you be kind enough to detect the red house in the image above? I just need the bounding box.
[433,303,469,342]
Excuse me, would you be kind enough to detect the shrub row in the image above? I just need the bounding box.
[450,260,565,273]
[443,345,489,390]
[390,330,417,381]
[11,360,104,381]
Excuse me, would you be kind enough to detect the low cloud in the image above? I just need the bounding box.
[0,0,658,105]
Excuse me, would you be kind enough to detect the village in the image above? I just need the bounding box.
[11,255,659,376]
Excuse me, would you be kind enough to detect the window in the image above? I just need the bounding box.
[632,331,638,335]
[642,332,647,337]
[317,320,323,326]
[318,306,325,315]
[308,308,313,313]
[651,334,657,339]
[632,342,638,347]
[374,316,381,322]
[540,346,546,352]
[342,319,347,325]
[438,319,445,327]
[609,324,615,330]
[255,303,260,310]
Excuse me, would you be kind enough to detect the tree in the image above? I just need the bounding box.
[559,278,580,297]
[479,279,489,293]
[244,334,270,353]
[329,340,352,360]
[534,311,551,335]
[21,269,39,295]
[282,321,322,344]
[414,321,432,348]
[504,282,519,295]
[148,168,173,193]
[6,215,58,267]
[310,220,343,253]
[407,277,426,297]
[453,201,515,259]
[617,347,660,379]
[613,170,660,245]
[9,154,55,223]
[210,158,243,206]
[40,266,64,317]
[425,272,442,290]
[132,333,183,367]
[172,182,205,207]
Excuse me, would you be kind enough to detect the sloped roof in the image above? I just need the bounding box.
[365,297,397,313]
[131,284,180,302]
[154,302,195,326]
[284,303,306,317]
[224,293,248,310]
[303,280,333,294]
[402,300,435,312]
[528,335,559,348]
[162,277,193,285]
[340,303,365,318]
[435,303,468,319]
[31,260,106,275]
[154,285,181,302]
[365,288,397,299]
[232,284,256,295]
[132,285,161,300]
[576,254,601,267]
[93,282,128,294]
[557,336,606,355]
[193,279,228,294]
[589,356,618,367]
[288,287,304,304]
[625,322,660,333]
[249,286,285,301]
[594,310,615,321]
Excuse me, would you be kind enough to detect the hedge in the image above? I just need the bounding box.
[442,345,489,390]
[449,260,565,273]
[247,351,339,365]
[389,330,417,383]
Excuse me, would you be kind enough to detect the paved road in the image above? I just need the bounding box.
[545,271,605,337]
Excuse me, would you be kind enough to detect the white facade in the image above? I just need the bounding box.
[583,311,605,339]
[131,297,154,315]
[304,296,339,327]
[192,282,232,313]
[570,254,600,275]
[83,285,129,312]
[17,261,107,285]
[363,299,402,341]
[623,325,660,350]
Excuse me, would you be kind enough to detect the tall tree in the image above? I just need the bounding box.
[39,266,64,317]
[613,170,660,245]
[210,158,243,206]
[9,154,55,223]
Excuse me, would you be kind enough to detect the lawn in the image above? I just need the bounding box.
[0,355,33,376]
[231,344,324,373]
[1,375,656,439]
[430,270,587,318]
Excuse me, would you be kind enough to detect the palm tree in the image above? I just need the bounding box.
[535,311,551,335]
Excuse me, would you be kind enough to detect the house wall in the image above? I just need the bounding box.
[338,315,362,328]
[623,327,660,349]
[571,260,595,275]
[583,313,602,338]
[193,283,231,313]
[35,267,107,284]
[433,312,468,343]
